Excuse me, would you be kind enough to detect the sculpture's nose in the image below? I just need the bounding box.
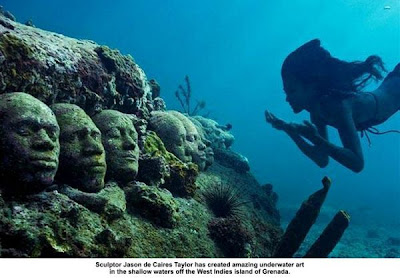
[122,134,136,150]
[83,135,104,156]
[33,129,56,151]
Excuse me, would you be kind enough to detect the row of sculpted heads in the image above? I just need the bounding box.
[148,111,214,171]
[0,92,139,198]
[0,92,213,199]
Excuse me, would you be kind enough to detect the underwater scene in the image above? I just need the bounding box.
[0,0,399,258]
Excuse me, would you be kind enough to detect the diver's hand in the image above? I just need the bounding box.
[265,110,292,132]
[298,120,319,138]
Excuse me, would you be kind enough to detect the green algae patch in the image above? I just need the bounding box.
[125,182,179,228]
[143,131,199,197]
[0,34,33,60]
[144,131,179,163]
[95,46,135,73]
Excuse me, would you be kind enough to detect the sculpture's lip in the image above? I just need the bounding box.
[86,163,106,173]
[123,154,138,160]
[124,157,137,161]
[30,156,57,163]
[198,152,207,160]
[30,158,57,169]
[87,162,106,168]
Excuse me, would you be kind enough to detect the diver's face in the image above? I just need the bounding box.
[58,111,106,192]
[283,76,313,113]
[0,94,60,195]
[93,110,139,185]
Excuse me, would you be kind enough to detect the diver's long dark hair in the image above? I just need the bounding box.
[281,39,386,96]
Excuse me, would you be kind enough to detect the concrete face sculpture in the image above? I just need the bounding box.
[148,111,191,163]
[168,111,207,170]
[51,103,106,193]
[189,117,214,170]
[92,110,139,185]
[0,92,60,197]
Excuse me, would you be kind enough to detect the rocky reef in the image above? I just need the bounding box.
[0,9,351,258]
[0,12,282,258]
[0,10,153,118]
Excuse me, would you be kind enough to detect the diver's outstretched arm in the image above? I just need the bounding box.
[265,111,329,167]
[265,108,364,172]
[305,103,364,172]
[286,122,329,168]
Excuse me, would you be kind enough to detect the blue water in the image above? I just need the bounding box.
[3,0,400,256]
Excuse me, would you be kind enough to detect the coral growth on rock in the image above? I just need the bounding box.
[0,14,154,118]
[208,217,252,257]
[125,182,179,228]
[0,11,285,258]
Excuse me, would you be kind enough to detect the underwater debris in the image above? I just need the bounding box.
[273,176,331,258]
[174,75,207,116]
[304,210,350,258]
[202,182,247,218]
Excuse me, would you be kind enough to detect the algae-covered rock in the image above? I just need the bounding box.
[0,191,105,257]
[148,79,160,99]
[164,162,198,197]
[197,162,282,257]
[250,183,280,223]
[141,131,199,197]
[0,14,154,118]
[125,182,179,228]
[136,154,170,186]
[208,217,252,258]
[153,97,166,111]
[0,10,283,258]
[56,182,126,221]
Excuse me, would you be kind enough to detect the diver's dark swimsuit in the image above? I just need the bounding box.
[357,87,400,145]
[357,92,379,131]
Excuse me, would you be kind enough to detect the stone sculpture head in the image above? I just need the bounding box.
[51,103,106,193]
[189,117,214,170]
[149,111,191,163]
[0,92,60,197]
[92,110,139,185]
[168,111,207,171]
